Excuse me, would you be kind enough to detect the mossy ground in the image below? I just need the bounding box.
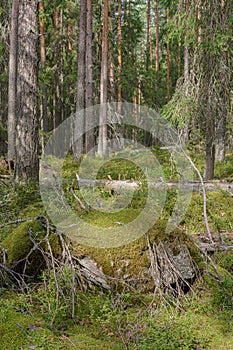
[1,279,233,349]
[0,151,233,349]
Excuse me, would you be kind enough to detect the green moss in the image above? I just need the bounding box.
[72,220,201,291]
[182,191,233,234]
[0,302,122,350]
[202,263,233,314]
[1,221,43,263]
[68,330,122,349]
[0,220,62,275]
[215,250,233,272]
[0,306,32,349]
[81,208,141,227]
[215,154,233,179]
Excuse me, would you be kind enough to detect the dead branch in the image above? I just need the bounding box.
[0,219,32,229]
[70,187,86,210]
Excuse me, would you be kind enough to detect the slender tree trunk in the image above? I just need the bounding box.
[182,0,190,142]
[59,10,65,124]
[15,0,39,181]
[39,1,48,133]
[98,0,108,156]
[109,59,115,102]
[8,0,19,162]
[74,0,86,159]
[215,0,227,162]
[205,48,215,180]
[177,2,182,79]
[53,9,61,129]
[68,7,73,51]
[85,0,94,156]
[117,0,122,114]
[155,0,159,73]
[184,0,189,90]
[146,0,152,70]
[197,0,202,45]
[166,8,171,101]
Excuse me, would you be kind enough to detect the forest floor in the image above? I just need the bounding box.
[0,148,233,349]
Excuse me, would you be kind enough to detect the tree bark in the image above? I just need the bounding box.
[39,1,48,133]
[117,0,122,114]
[205,54,215,181]
[215,115,226,163]
[146,0,152,70]
[68,7,73,51]
[98,0,108,156]
[74,0,86,159]
[8,0,19,161]
[166,8,171,101]
[184,0,189,90]
[85,0,94,156]
[197,0,202,45]
[155,0,159,73]
[53,9,62,129]
[215,0,227,163]
[15,0,39,181]
[109,15,115,102]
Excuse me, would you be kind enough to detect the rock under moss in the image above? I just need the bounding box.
[0,220,62,276]
[72,220,202,292]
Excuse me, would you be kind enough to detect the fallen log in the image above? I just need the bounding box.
[75,174,233,194]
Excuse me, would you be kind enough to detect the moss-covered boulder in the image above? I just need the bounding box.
[0,218,203,293]
[0,220,62,277]
[72,220,203,292]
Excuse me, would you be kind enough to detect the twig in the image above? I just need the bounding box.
[178,141,214,243]
[70,187,86,210]
[0,219,32,229]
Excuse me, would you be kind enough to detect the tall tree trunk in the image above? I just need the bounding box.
[184,0,189,90]
[8,0,19,162]
[59,10,65,124]
[53,9,61,129]
[109,15,115,102]
[215,0,227,162]
[197,0,202,45]
[182,0,190,142]
[205,45,215,180]
[146,0,152,70]
[15,0,39,181]
[98,0,108,156]
[74,0,86,159]
[68,7,73,51]
[177,2,182,79]
[166,8,171,101]
[85,0,94,156]
[117,0,122,114]
[39,1,48,133]
[155,0,159,73]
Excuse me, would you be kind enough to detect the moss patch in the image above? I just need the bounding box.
[182,191,233,234]
[1,220,62,276]
[72,220,202,291]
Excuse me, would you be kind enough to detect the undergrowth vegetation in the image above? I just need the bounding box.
[0,150,233,349]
